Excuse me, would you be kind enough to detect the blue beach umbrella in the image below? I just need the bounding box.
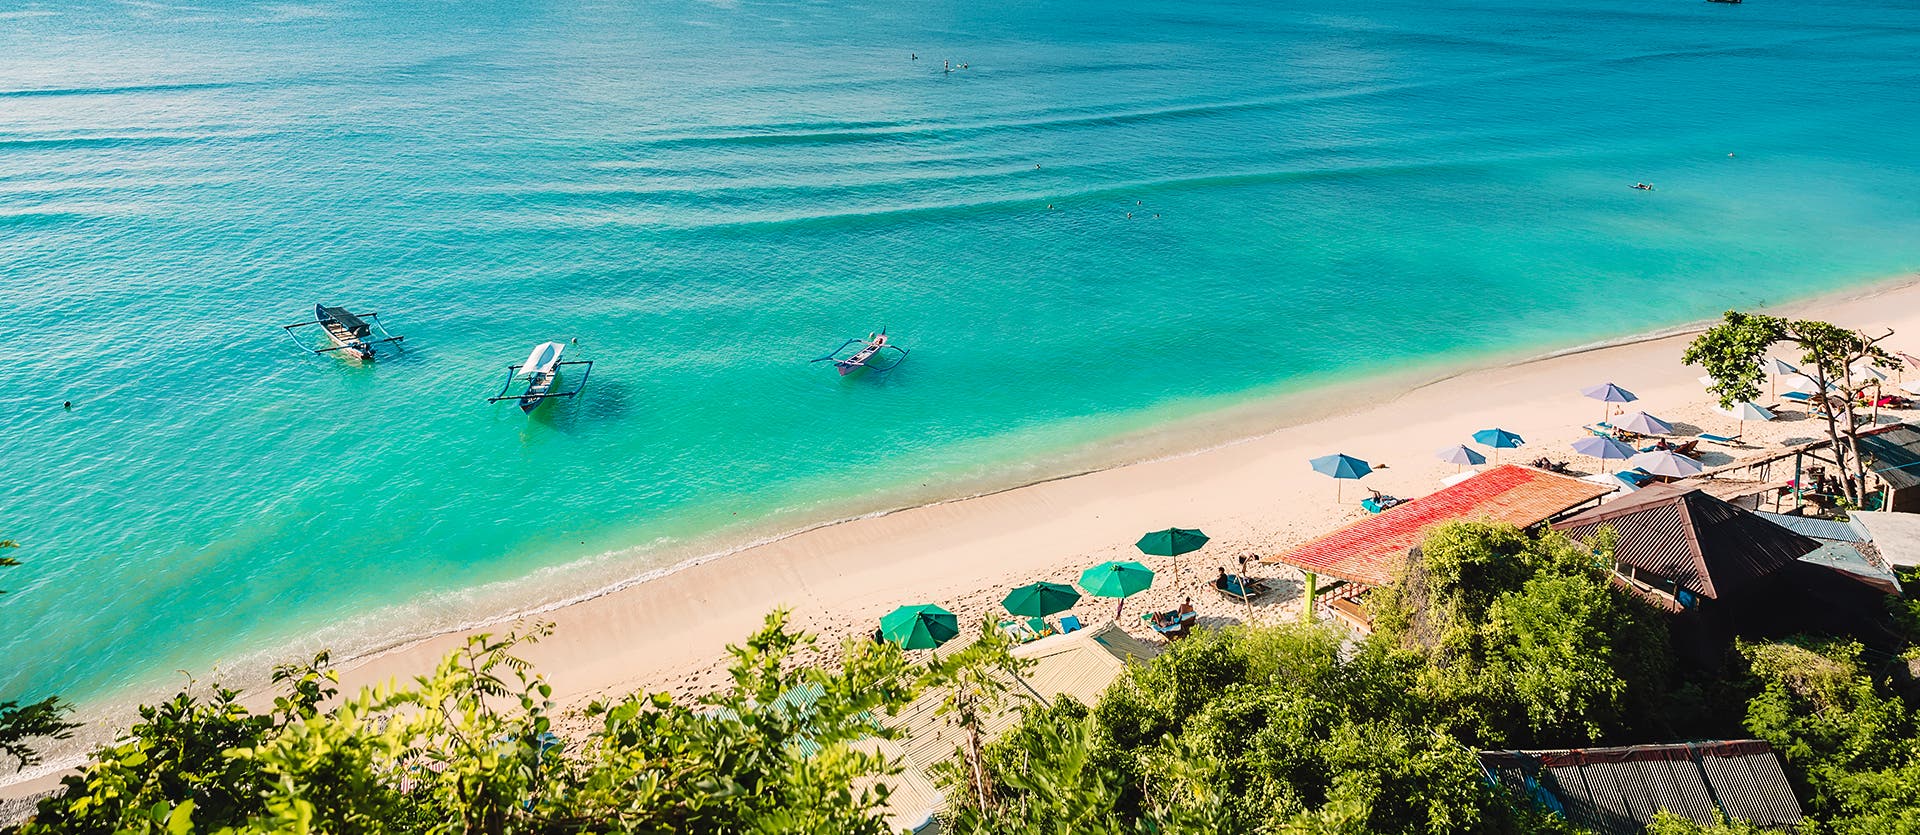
[1572,435,1636,468]
[1435,444,1486,471]
[1472,428,1525,449]
[1309,453,1373,502]
[1581,382,1638,424]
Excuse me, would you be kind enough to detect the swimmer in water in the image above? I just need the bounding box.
[63,401,72,411]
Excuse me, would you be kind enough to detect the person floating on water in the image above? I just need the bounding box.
[1633,182,1654,191]
[911,53,917,60]
[63,401,72,411]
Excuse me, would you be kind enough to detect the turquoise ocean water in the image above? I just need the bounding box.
[4,0,1919,768]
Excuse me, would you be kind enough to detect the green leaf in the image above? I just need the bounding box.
[166,799,196,834]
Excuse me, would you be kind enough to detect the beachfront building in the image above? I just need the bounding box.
[1262,464,1614,631]
[871,622,1162,833]
[1555,484,1904,661]
[1854,423,1920,512]
[1479,740,1803,833]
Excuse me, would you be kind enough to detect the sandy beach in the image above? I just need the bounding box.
[330,273,1920,716]
[7,273,1920,801]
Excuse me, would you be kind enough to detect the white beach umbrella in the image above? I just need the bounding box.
[1617,411,1673,436]
[1628,450,1705,479]
[1852,362,1890,383]
[1715,401,1774,437]
[1767,358,1800,398]
[1901,379,1920,396]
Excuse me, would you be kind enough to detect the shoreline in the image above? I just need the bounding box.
[7,269,1919,794]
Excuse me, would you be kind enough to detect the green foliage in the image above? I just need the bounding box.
[1683,310,1895,501]
[16,611,918,835]
[922,617,1033,816]
[1371,522,1671,748]
[1737,639,1920,829]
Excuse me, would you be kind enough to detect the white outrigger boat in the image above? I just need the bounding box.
[488,341,593,413]
[813,330,908,375]
[281,303,405,361]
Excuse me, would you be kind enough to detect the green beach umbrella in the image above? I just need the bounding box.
[1002,581,1081,618]
[1135,527,1209,590]
[879,604,960,650]
[1079,560,1156,619]
[1134,527,1209,557]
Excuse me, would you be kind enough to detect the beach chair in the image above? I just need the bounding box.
[1697,432,1741,445]
[1025,617,1056,640]
[1141,611,1190,640]
[999,619,1037,643]
[1211,573,1272,602]
[1059,615,1083,634]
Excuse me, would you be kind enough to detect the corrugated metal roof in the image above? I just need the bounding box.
[1556,485,1816,600]
[1480,740,1800,832]
[1264,465,1612,586]
[1753,511,1864,542]
[1855,424,1920,490]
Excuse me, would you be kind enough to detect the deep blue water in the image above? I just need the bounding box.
[2,0,1918,759]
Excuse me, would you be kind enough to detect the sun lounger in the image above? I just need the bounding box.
[1025,617,1056,640]
[1140,610,1194,640]
[999,619,1040,643]
[1211,573,1274,601]
[1697,432,1741,445]
[1059,615,1082,634]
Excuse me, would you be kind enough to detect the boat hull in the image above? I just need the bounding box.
[520,371,556,413]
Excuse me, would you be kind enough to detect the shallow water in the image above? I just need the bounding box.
[3,0,1918,743]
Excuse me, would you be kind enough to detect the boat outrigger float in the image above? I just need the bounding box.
[488,341,593,413]
[813,330,908,375]
[282,304,405,360]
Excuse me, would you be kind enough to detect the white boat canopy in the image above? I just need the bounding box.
[523,341,565,376]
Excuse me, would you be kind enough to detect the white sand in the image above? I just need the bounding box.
[331,273,1920,718]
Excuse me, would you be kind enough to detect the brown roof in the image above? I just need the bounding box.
[1480,740,1802,834]
[1263,465,1612,587]
[1556,484,1816,600]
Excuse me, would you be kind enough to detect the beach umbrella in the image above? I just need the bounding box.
[1136,527,1208,589]
[879,604,960,650]
[1471,428,1524,464]
[1900,379,1920,395]
[1581,382,1638,424]
[1769,358,1801,398]
[1079,560,1156,619]
[1002,581,1081,618]
[1135,527,1209,557]
[1617,411,1673,436]
[1716,401,1774,437]
[1436,444,1486,471]
[1572,435,1636,469]
[1309,453,1372,502]
[1628,449,1705,479]
[1852,362,1889,383]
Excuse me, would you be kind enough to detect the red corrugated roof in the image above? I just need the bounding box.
[1263,465,1613,586]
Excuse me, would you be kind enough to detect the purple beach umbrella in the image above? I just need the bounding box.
[1572,435,1637,467]
[1628,449,1704,479]
[1581,382,1638,424]
[1617,411,1673,436]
